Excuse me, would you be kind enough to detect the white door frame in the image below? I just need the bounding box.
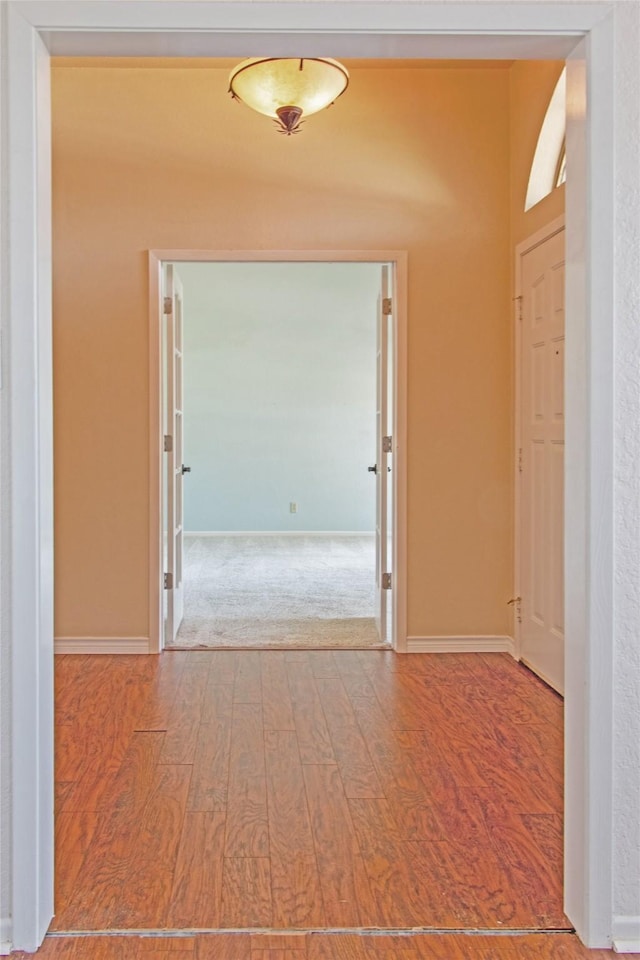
[2,0,629,951]
[513,215,566,665]
[161,264,186,647]
[149,250,408,656]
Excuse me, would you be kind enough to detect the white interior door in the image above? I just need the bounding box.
[518,228,565,693]
[374,265,392,643]
[163,264,185,644]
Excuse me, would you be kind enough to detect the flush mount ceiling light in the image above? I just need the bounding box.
[229,57,350,135]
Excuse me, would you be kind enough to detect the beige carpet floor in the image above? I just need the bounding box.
[171,535,386,649]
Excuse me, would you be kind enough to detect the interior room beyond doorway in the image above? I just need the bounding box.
[164,261,391,651]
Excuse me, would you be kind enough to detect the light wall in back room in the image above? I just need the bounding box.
[178,261,380,532]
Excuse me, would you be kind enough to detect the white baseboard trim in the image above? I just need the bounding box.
[185,531,375,537]
[407,635,516,656]
[0,916,12,955]
[54,637,150,655]
[613,915,640,953]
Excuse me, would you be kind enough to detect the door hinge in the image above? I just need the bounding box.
[382,435,392,454]
[164,434,173,453]
[507,595,522,623]
[382,572,392,590]
[518,447,523,473]
[382,297,392,316]
[164,572,173,590]
[163,296,173,315]
[513,294,523,322]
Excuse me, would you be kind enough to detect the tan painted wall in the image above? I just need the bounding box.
[52,61,517,642]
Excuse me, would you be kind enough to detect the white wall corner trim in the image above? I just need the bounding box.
[612,916,640,954]
[407,636,516,656]
[54,637,151,655]
[0,916,12,956]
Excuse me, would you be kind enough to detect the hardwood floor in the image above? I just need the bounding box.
[15,932,631,959]
[54,651,570,935]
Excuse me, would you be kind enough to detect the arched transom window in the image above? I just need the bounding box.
[525,68,566,211]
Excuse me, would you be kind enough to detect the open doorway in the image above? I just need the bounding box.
[6,15,624,944]
[52,53,567,943]
[161,260,393,650]
[155,255,405,653]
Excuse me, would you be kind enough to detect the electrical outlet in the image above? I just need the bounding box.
[290,502,298,514]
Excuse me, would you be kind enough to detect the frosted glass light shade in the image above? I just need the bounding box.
[229,58,349,134]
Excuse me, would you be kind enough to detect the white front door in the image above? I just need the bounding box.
[518,227,565,693]
[163,263,185,644]
[374,265,392,643]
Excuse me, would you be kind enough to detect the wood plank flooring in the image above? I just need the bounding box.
[15,932,632,960]
[54,651,568,934]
